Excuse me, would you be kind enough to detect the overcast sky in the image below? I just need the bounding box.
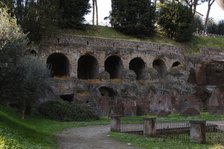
[85,0,224,25]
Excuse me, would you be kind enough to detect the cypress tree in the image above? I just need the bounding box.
[111,0,156,37]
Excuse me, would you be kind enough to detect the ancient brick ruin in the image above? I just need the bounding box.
[38,34,224,116]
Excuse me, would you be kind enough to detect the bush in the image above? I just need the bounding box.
[38,101,99,121]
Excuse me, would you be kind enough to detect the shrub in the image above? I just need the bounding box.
[38,101,99,121]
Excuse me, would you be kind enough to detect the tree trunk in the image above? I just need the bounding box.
[204,0,215,34]
[21,100,26,119]
[192,0,198,16]
[95,0,98,25]
[92,0,95,25]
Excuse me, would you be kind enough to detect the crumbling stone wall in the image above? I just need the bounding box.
[38,35,224,116]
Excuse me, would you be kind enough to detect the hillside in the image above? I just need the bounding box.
[47,25,224,56]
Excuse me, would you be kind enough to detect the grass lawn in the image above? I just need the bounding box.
[113,113,224,149]
[0,106,110,149]
[120,112,224,124]
[110,132,224,149]
[1,105,224,149]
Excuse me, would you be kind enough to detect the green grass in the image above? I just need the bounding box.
[47,25,224,55]
[120,112,224,123]
[110,132,224,149]
[0,106,110,149]
[183,36,224,56]
[1,105,224,148]
[112,113,224,149]
[47,25,177,45]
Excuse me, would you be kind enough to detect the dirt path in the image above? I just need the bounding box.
[57,125,139,149]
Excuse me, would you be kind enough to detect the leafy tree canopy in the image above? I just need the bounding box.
[158,1,194,42]
[0,4,50,118]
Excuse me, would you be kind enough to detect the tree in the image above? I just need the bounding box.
[193,15,204,33]
[217,20,224,35]
[183,0,203,16]
[1,0,90,41]
[204,0,215,34]
[0,4,50,118]
[158,1,194,42]
[207,18,217,34]
[110,0,156,37]
[59,0,90,28]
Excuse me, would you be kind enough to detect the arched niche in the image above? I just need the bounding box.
[78,54,99,79]
[47,53,69,77]
[172,61,181,68]
[153,58,167,78]
[105,55,123,79]
[99,86,116,98]
[129,57,145,80]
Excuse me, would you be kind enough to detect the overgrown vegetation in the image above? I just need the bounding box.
[38,101,99,121]
[0,4,50,119]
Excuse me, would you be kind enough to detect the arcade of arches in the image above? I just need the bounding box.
[46,53,178,80]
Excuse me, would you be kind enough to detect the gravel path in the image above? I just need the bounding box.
[57,125,139,149]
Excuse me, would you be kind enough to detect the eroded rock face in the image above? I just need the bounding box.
[149,94,174,114]
[99,71,110,80]
[208,87,224,114]
[195,61,224,86]
[195,63,207,85]
[177,96,202,112]
[123,70,136,81]
[206,61,224,85]
[181,107,200,116]
[157,110,171,117]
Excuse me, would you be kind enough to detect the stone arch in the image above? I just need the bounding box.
[30,50,37,55]
[105,55,123,79]
[129,57,145,80]
[47,53,69,77]
[99,86,116,98]
[172,61,181,68]
[153,58,167,77]
[78,54,99,79]
[60,94,74,102]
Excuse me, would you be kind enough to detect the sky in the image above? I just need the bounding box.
[85,0,224,25]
